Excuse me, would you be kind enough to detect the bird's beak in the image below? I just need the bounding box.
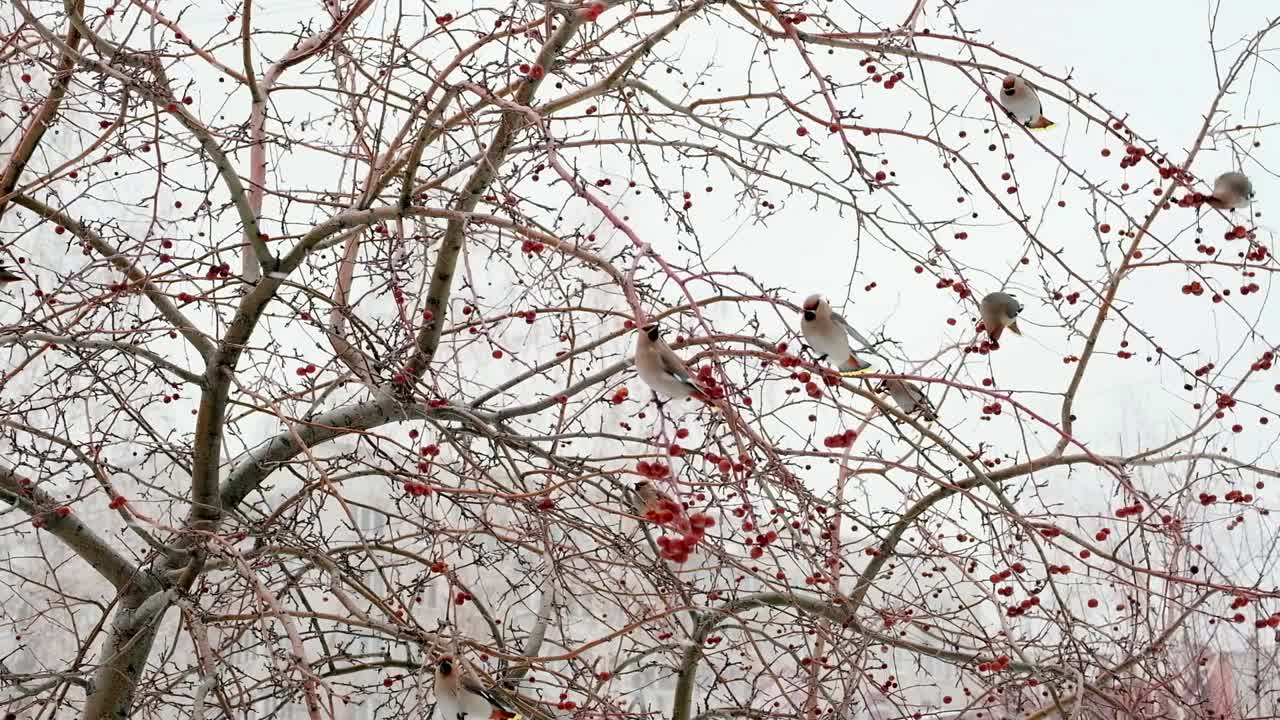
[803,310,816,321]
[1002,87,1015,97]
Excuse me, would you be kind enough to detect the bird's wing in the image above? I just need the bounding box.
[986,294,1020,319]
[656,344,697,385]
[885,380,914,403]
[831,313,875,350]
[461,677,515,712]
[885,383,913,408]
[894,381,937,419]
[909,383,936,410]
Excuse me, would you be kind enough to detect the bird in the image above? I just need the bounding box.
[879,378,937,423]
[433,656,522,720]
[1205,171,1254,210]
[980,292,1023,343]
[799,294,874,376]
[997,74,1054,130]
[631,480,683,524]
[0,264,21,284]
[633,323,715,408]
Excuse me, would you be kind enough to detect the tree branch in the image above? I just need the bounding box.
[0,463,148,592]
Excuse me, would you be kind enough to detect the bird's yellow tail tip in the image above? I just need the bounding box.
[839,367,873,378]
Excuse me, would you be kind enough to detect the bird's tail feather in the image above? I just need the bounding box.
[838,355,873,377]
[1028,117,1054,130]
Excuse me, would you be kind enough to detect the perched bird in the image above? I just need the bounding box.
[800,295,874,376]
[631,480,683,524]
[633,323,713,407]
[1206,171,1254,210]
[0,264,21,284]
[433,656,521,720]
[980,292,1023,343]
[997,75,1054,130]
[879,378,937,422]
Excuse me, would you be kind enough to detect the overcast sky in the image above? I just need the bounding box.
[10,0,1277,614]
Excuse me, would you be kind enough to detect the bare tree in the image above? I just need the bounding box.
[1,1,1278,719]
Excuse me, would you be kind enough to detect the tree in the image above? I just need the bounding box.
[1,0,1278,718]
